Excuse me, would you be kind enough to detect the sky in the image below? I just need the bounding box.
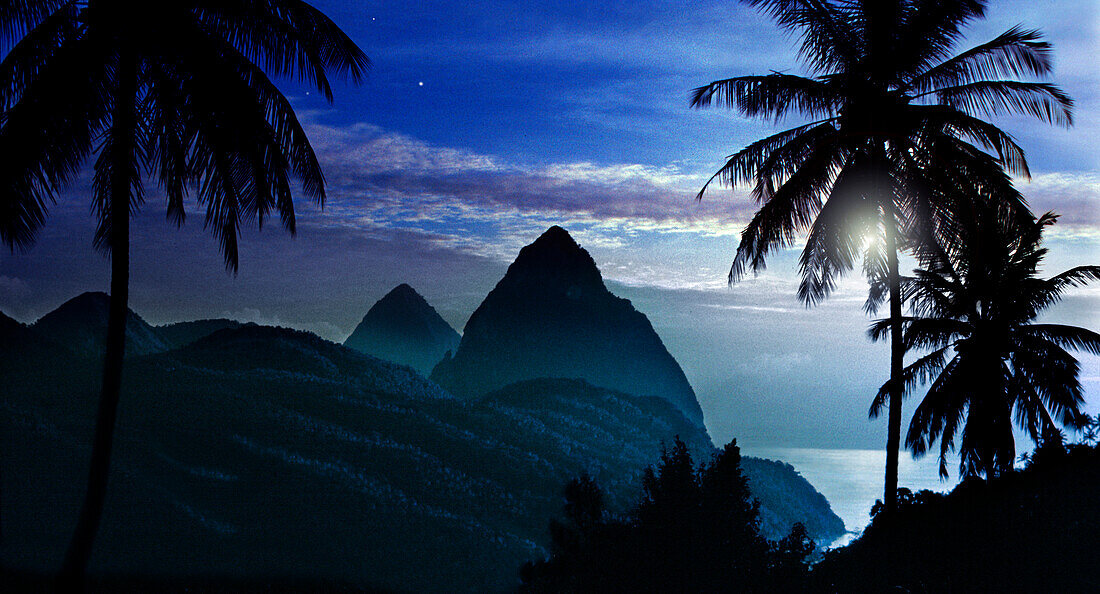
[1,0,1097,458]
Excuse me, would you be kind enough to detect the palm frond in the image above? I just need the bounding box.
[696,120,837,200]
[742,0,859,73]
[901,317,969,351]
[1011,374,1060,445]
[729,136,844,282]
[0,0,68,52]
[690,73,837,121]
[870,345,953,419]
[1047,265,1100,293]
[0,0,77,109]
[0,33,110,249]
[903,25,1053,94]
[1011,338,1084,429]
[177,21,327,204]
[798,155,877,304]
[930,80,1073,128]
[903,354,967,471]
[892,0,988,79]
[193,0,369,102]
[1023,324,1100,356]
[142,68,190,227]
[913,105,1031,177]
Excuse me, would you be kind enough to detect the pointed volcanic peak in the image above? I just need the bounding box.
[344,283,461,376]
[31,292,168,357]
[431,226,705,427]
[501,225,606,293]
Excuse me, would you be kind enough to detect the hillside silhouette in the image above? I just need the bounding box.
[32,292,168,356]
[2,303,842,592]
[812,443,1100,592]
[344,284,460,376]
[431,226,705,427]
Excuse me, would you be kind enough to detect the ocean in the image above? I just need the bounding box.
[743,446,960,548]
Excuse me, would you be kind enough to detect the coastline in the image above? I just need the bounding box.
[743,446,959,547]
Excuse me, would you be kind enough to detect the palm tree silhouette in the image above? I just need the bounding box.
[869,203,1100,479]
[1083,414,1100,447]
[0,1,367,586]
[691,0,1071,511]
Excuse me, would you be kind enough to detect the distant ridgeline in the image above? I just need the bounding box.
[1,231,843,592]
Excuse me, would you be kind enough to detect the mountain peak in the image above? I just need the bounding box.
[344,285,460,376]
[62,291,111,311]
[532,225,577,249]
[431,227,705,427]
[504,226,604,293]
[32,292,166,356]
[381,283,427,305]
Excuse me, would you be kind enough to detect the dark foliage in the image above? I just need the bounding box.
[695,0,1073,514]
[4,310,835,591]
[1,1,368,585]
[812,443,1100,592]
[0,569,393,593]
[520,438,815,593]
[868,205,1099,479]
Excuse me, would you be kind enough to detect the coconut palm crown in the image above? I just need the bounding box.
[1,0,370,262]
[869,206,1100,479]
[0,0,368,585]
[691,0,1072,510]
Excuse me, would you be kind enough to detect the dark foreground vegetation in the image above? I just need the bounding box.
[0,571,390,593]
[813,442,1100,593]
[1,298,840,591]
[524,440,1100,593]
[519,439,816,592]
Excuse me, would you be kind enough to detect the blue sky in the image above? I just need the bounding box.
[1,0,1097,457]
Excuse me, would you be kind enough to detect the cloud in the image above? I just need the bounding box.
[0,275,30,300]
[296,114,1100,298]
[1023,172,1100,236]
[299,117,758,276]
[700,303,797,314]
[0,275,33,318]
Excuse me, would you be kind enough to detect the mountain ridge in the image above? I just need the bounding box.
[31,292,168,356]
[344,283,461,376]
[432,226,705,427]
[3,292,844,591]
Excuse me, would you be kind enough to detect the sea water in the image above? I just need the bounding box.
[743,447,959,548]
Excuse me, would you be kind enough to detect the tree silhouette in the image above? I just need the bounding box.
[0,1,367,586]
[1079,414,1100,447]
[691,0,1072,512]
[869,203,1100,478]
[520,438,812,592]
[814,443,1100,592]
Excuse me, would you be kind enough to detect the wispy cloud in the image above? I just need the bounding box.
[297,115,1100,295]
[300,118,757,278]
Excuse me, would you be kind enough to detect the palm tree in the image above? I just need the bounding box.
[869,204,1100,479]
[1083,414,1100,447]
[690,0,1072,511]
[0,1,368,585]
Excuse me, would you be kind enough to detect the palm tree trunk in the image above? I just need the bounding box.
[883,202,904,514]
[57,48,138,591]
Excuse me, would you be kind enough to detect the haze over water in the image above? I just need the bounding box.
[745,447,959,545]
